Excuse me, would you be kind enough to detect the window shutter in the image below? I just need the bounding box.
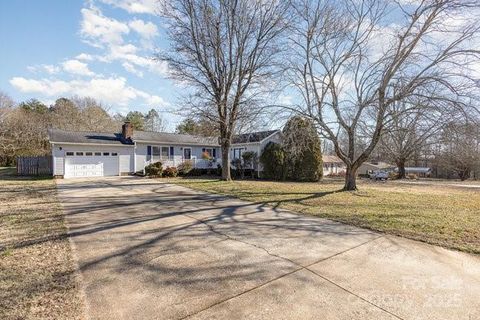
[212,148,216,158]
[169,146,174,158]
[147,146,152,161]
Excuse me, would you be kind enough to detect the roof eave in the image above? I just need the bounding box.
[259,130,281,144]
[49,141,134,147]
[134,139,220,147]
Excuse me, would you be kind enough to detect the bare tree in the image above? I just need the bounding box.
[288,0,480,190]
[0,91,14,122]
[377,97,470,178]
[71,96,120,132]
[159,0,291,180]
[434,120,480,180]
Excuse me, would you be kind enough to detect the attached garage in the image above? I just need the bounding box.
[64,151,120,178]
[48,128,134,179]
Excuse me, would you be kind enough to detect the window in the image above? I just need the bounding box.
[152,146,160,161]
[66,152,74,156]
[111,152,118,156]
[150,146,170,161]
[233,148,243,160]
[94,152,101,156]
[202,148,214,158]
[161,147,169,160]
[76,152,84,156]
[103,152,110,156]
[85,152,93,156]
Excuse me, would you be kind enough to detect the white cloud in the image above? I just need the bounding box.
[75,53,94,61]
[78,5,167,77]
[27,64,61,75]
[10,76,168,107]
[10,77,71,96]
[128,19,158,39]
[98,0,160,15]
[122,62,144,77]
[80,6,129,47]
[62,59,95,76]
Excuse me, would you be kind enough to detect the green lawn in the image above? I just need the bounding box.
[169,177,480,254]
[0,172,84,320]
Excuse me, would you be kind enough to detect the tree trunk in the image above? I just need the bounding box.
[343,166,358,191]
[396,160,406,179]
[458,168,470,181]
[221,141,231,181]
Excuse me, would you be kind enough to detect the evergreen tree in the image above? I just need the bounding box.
[282,116,323,181]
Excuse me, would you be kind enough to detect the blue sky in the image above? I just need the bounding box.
[0,0,181,127]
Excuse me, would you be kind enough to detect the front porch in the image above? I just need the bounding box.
[160,156,222,169]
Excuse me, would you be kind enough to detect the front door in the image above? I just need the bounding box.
[183,148,192,160]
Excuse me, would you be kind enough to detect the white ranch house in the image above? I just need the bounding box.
[48,122,282,178]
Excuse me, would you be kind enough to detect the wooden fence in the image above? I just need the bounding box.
[17,156,53,176]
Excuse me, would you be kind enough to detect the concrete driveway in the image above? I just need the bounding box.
[57,177,480,320]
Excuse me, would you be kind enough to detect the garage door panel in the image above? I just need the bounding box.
[65,156,118,178]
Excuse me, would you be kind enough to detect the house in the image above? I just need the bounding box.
[230,130,282,174]
[322,155,346,176]
[48,122,280,178]
[358,161,396,175]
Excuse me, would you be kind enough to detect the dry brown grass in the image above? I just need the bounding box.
[170,177,480,254]
[0,170,84,320]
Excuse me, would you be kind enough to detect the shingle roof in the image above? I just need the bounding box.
[48,127,280,147]
[48,128,133,145]
[232,130,279,144]
[132,131,219,146]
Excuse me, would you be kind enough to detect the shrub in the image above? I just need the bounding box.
[407,173,418,180]
[163,166,178,177]
[187,168,203,176]
[242,151,257,168]
[327,171,346,178]
[231,158,244,179]
[242,151,258,178]
[389,172,399,180]
[177,161,193,176]
[145,161,163,177]
[282,116,323,182]
[260,142,286,180]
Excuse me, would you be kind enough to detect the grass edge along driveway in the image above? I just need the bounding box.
[169,177,480,254]
[0,169,85,320]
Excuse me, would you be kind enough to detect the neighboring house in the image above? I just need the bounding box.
[322,155,346,176]
[401,167,432,177]
[48,122,280,178]
[358,161,396,175]
[230,130,282,173]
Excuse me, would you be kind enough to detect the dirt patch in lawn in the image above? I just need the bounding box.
[170,177,480,254]
[0,174,85,320]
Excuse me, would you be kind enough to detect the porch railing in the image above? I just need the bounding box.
[155,157,222,169]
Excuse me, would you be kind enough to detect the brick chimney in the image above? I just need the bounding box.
[122,121,133,140]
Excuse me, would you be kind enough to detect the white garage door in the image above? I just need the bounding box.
[64,151,119,178]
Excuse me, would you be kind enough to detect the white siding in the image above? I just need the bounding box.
[52,144,134,176]
[135,142,220,172]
